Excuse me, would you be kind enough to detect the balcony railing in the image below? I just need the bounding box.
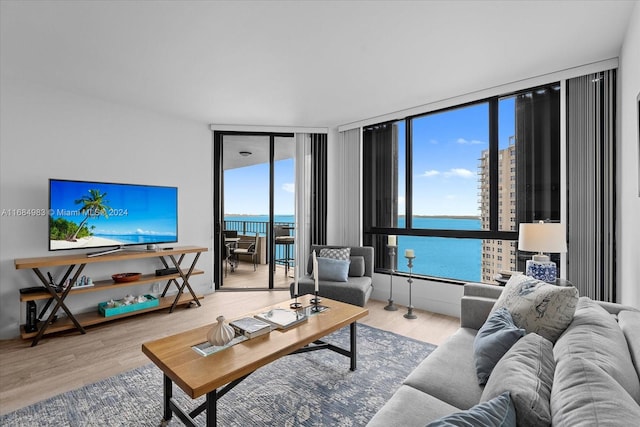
[223,220,295,267]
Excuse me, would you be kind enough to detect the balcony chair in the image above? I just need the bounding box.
[223,230,239,275]
[274,225,295,276]
[233,232,258,271]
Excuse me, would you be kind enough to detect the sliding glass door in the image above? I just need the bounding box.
[213,131,295,290]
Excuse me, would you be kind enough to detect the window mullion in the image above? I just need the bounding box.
[405,118,412,229]
[489,99,499,231]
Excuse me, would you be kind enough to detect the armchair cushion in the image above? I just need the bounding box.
[348,256,365,277]
[317,257,350,282]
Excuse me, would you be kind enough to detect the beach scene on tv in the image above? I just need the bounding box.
[49,180,178,251]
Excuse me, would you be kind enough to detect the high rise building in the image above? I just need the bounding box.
[478,140,518,283]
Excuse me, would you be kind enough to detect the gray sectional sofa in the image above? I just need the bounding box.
[289,245,374,307]
[368,282,640,426]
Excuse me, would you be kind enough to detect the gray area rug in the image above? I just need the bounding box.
[1,324,436,426]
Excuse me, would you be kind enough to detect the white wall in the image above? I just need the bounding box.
[618,4,640,309]
[0,79,213,339]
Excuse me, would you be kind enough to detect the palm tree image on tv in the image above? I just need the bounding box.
[69,189,111,241]
[50,189,111,242]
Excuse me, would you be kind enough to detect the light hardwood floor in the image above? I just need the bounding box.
[0,269,460,415]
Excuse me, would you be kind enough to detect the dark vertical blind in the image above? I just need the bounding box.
[311,133,327,245]
[567,70,616,302]
[515,85,561,224]
[362,123,399,270]
[514,85,562,273]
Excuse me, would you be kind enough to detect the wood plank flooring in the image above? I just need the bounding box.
[0,281,459,416]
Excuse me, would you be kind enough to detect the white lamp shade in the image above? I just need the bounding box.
[518,222,567,254]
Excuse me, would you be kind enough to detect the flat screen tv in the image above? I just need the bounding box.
[49,179,178,254]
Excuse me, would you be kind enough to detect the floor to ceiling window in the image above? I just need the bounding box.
[363,83,560,284]
[213,131,295,290]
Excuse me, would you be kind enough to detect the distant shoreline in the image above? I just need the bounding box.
[409,215,480,220]
[226,214,480,220]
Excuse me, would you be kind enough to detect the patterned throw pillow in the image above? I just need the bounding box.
[491,274,578,343]
[319,247,351,261]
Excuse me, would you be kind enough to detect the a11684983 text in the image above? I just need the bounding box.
[1,208,50,217]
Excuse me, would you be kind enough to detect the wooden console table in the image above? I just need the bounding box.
[15,245,207,346]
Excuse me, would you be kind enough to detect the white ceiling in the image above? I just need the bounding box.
[1,1,636,128]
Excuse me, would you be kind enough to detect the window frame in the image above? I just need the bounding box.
[363,84,560,283]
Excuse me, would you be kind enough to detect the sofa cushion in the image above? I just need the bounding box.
[319,247,351,260]
[366,385,461,427]
[404,328,484,410]
[618,310,640,384]
[348,255,365,277]
[473,307,525,385]
[553,297,640,403]
[491,274,578,342]
[316,257,350,282]
[426,392,516,427]
[481,333,554,427]
[551,357,640,426]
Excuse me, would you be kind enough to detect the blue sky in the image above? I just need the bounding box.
[224,97,515,217]
[224,158,294,215]
[401,97,515,216]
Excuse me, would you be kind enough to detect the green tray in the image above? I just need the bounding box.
[98,295,159,317]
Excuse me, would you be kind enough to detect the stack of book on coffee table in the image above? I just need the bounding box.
[254,308,308,330]
[229,317,272,338]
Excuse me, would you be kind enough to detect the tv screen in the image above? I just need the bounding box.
[49,179,178,252]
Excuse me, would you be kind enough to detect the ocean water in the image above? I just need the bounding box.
[224,215,481,282]
[94,234,177,244]
[396,217,481,282]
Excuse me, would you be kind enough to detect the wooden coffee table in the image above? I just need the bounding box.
[142,295,369,426]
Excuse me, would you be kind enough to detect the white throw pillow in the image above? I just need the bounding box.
[491,274,578,343]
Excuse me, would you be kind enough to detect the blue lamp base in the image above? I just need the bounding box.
[526,260,557,284]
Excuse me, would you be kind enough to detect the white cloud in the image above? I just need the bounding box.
[456,138,485,145]
[443,168,475,178]
[282,183,295,193]
[421,170,440,177]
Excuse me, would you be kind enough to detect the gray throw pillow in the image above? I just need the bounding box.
[553,297,640,402]
[481,333,555,427]
[551,357,640,426]
[348,255,365,277]
[491,274,578,343]
[473,307,525,385]
[316,257,350,282]
[426,392,516,427]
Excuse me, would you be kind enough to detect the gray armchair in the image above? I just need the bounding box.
[290,245,374,307]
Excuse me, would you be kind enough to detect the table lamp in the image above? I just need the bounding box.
[518,221,567,283]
